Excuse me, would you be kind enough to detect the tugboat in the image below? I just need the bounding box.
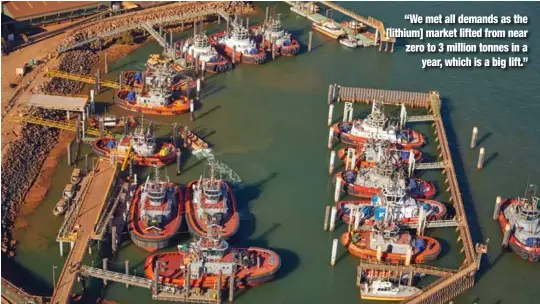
[290,1,319,17]
[92,120,176,166]
[144,228,280,288]
[70,168,82,185]
[342,221,441,263]
[176,32,232,73]
[336,159,436,199]
[339,35,361,48]
[332,102,425,149]
[312,21,345,39]
[337,185,446,227]
[254,14,300,56]
[129,166,183,252]
[337,140,423,169]
[209,19,267,64]
[498,184,540,262]
[115,86,190,115]
[185,163,240,239]
[360,280,421,301]
[122,54,194,91]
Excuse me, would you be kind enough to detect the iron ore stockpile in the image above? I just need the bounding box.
[1,50,97,257]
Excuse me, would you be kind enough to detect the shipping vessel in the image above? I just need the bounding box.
[332,102,425,149]
[254,14,300,56]
[209,20,266,64]
[129,167,183,252]
[185,164,240,239]
[498,184,540,262]
[336,159,436,199]
[337,185,446,227]
[312,21,345,39]
[92,121,176,166]
[342,221,441,263]
[144,229,280,288]
[338,140,423,169]
[176,32,232,73]
[360,280,421,301]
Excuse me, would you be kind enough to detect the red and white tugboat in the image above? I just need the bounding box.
[498,184,540,262]
[185,163,240,240]
[332,102,425,149]
[122,54,193,91]
[176,32,232,73]
[209,19,266,64]
[129,166,183,252]
[337,184,446,228]
[144,227,281,288]
[335,158,436,199]
[338,139,423,169]
[253,14,300,56]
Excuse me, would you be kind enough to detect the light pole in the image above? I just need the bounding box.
[52,265,58,287]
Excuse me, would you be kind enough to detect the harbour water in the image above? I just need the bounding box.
[7,2,540,303]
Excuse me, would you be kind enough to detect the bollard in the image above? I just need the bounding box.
[323,206,331,231]
[330,238,338,266]
[333,177,342,203]
[329,206,337,231]
[493,196,502,220]
[327,104,334,126]
[376,245,382,262]
[103,258,108,285]
[354,207,361,230]
[477,147,485,170]
[67,141,72,166]
[189,99,195,121]
[308,31,313,52]
[470,127,478,149]
[328,128,334,149]
[502,223,512,247]
[125,260,130,288]
[405,246,412,266]
[176,149,182,175]
[329,151,336,175]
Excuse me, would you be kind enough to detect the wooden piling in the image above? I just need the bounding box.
[328,128,334,149]
[189,99,195,121]
[111,225,117,254]
[176,149,182,175]
[201,61,206,81]
[502,223,511,247]
[330,238,338,266]
[477,147,485,170]
[196,78,201,100]
[103,258,108,285]
[333,178,341,203]
[228,274,234,302]
[232,46,236,64]
[329,150,336,175]
[327,84,334,105]
[323,206,331,231]
[470,127,478,149]
[67,141,72,166]
[104,52,108,74]
[493,196,502,220]
[327,104,334,126]
[125,260,129,288]
[329,206,337,231]
[308,31,313,52]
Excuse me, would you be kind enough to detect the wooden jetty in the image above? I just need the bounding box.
[328,84,488,303]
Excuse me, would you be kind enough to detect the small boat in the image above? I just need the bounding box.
[92,121,176,167]
[129,166,183,252]
[115,87,190,115]
[337,185,446,227]
[290,2,319,17]
[342,221,441,263]
[63,184,74,200]
[360,280,421,301]
[339,35,360,48]
[144,230,280,288]
[332,102,425,149]
[341,20,367,34]
[176,32,232,73]
[53,198,68,216]
[254,14,300,56]
[185,163,240,239]
[498,183,540,262]
[337,140,423,169]
[209,19,266,64]
[70,168,82,185]
[336,160,436,199]
[312,21,345,39]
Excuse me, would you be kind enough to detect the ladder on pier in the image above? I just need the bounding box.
[415,162,446,170]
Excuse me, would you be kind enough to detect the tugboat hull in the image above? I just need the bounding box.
[498,199,540,262]
[174,43,232,73]
[335,174,436,199]
[337,146,423,169]
[115,90,190,115]
[332,123,425,149]
[209,32,267,65]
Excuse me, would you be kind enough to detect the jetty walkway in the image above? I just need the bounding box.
[329,85,487,304]
[51,159,117,304]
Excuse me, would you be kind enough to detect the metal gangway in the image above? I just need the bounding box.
[415,162,446,170]
[80,265,152,288]
[58,9,220,53]
[407,115,435,122]
[401,220,458,229]
[141,22,175,58]
[192,148,242,186]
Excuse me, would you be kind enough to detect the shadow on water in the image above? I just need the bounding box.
[196,105,221,120]
[484,152,499,169]
[200,80,226,99]
[440,98,487,278]
[2,256,52,295]
[476,131,492,146]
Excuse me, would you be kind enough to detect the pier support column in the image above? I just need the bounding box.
[477,147,485,170]
[232,46,236,64]
[196,78,201,100]
[201,62,206,81]
[470,127,478,149]
[328,128,334,149]
[272,37,276,60]
[67,141,72,166]
[329,150,335,175]
[189,99,195,121]
[125,260,130,288]
[329,206,337,231]
[226,18,229,31]
[228,274,234,302]
[327,84,334,105]
[169,32,173,50]
[159,26,163,36]
[308,31,313,52]
[502,223,512,247]
[111,225,117,254]
[183,127,189,148]
[391,42,395,53]
[330,238,338,266]
[493,196,502,220]
[323,206,330,231]
[59,241,64,256]
[103,258,108,285]
[176,149,182,175]
[76,116,81,142]
[327,104,334,126]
